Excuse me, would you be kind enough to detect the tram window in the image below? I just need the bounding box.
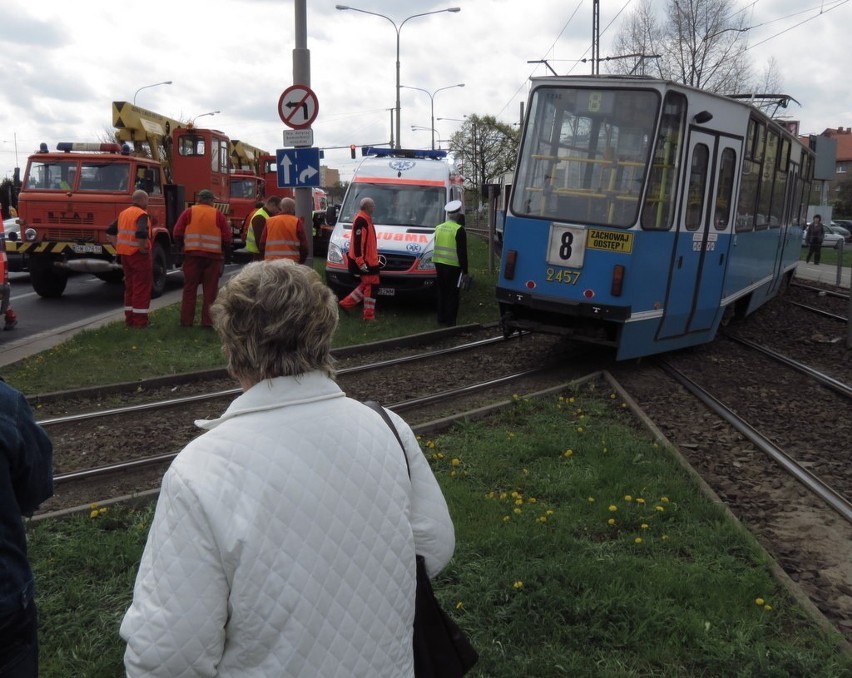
[749,120,765,162]
[736,158,759,231]
[641,91,686,231]
[512,85,659,227]
[685,144,709,231]
[713,148,736,230]
[758,130,779,227]
[778,138,791,172]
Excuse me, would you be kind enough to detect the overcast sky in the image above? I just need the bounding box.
[1,0,849,183]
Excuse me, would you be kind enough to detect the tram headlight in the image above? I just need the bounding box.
[24,227,38,242]
[611,264,625,297]
[503,250,517,280]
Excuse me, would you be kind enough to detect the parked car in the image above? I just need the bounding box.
[829,221,852,243]
[802,223,845,249]
[3,217,26,272]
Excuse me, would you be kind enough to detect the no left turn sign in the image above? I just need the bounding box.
[278,85,319,129]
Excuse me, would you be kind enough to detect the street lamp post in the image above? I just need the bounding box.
[192,110,220,125]
[401,83,464,150]
[133,80,172,105]
[335,5,460,150]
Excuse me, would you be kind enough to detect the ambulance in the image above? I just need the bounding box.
[324,147,464,299]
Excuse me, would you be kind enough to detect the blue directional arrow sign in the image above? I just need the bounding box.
[276,147,321,188]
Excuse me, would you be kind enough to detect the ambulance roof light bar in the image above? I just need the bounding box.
[361,147,447,160]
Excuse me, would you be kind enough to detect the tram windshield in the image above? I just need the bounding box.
[512,86,659,228]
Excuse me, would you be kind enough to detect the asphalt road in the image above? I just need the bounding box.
[0,264,244,368]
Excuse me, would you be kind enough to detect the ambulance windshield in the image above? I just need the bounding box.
[340,183,444,229]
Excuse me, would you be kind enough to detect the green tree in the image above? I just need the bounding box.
[448,115,518,204]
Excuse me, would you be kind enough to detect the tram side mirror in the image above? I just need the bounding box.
[693,110,713,124]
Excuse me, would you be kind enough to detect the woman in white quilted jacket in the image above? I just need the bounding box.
[120,260,455,677]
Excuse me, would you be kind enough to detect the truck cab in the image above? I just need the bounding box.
[324,148,463,299]
[15,142,175,298]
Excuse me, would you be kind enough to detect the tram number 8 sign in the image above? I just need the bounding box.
[547,224,586,268]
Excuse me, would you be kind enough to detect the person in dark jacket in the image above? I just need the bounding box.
[0,379,53,677]
[805,214,826,265]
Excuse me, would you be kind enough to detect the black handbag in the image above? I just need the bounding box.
[364,401,479,677]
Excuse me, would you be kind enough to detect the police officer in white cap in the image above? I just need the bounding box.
[433,199,468,326]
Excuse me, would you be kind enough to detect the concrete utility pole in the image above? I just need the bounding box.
[294,0,314,262]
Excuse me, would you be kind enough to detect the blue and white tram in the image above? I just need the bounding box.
[497,76,816,360]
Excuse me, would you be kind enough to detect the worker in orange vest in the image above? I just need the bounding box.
[107,190,152,328]
[0,234,18,330]
[339,197,380,321]
[173,189,232,328]
[260,197,308,263]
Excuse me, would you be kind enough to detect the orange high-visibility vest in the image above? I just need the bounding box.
[264,214,301,261]
[183,204,223,255]
[116,206,150,255]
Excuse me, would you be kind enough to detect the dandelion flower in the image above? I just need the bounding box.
[563,449,574,457]
[514,499,523,506]
[537,516,547,523]
[511,491,521,498]
[451,458,461,467]
[513,508,522,514]
[763,604,773,611]
[608,505,618,512]
[610,393,617,399]
[754,598,765,606]
[576,426,584,433]
[655,505,665,512]
[437,453,444,459]
[502,516,511,522]
[636,497,646,505]
[513,581,524,590]
[624,495,632,502]
[634,537,643,544]
[546,509,554,515]
[641,523,649,529]
[456,602,464,610]
[89,510,99,519]
[528,497,537,504]
[660,496,670,503]
[607,518,616,525]
[587,496,595,503]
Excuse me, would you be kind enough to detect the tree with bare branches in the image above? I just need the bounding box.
[611,0,754,94]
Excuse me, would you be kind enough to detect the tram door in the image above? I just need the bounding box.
[658,130,740,339]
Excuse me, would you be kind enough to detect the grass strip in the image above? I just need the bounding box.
[27,383,852,676]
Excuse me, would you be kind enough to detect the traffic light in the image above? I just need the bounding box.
[350,144,357,159]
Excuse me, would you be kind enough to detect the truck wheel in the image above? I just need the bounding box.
[30,258,68,298]
[151,243,167,298]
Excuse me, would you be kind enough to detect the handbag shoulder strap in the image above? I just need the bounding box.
[364,400,410,479]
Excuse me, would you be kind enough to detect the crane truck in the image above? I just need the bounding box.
[11,102,270,297]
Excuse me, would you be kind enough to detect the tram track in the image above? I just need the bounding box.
[36,331,602,515]
[611,333,852,641]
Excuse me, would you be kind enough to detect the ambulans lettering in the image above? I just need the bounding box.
[342,231,429,243]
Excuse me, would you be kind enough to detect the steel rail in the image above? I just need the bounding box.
[39,334,517,427]
[790,281,850,301]
[658,361,852,525]
[723,334,852,400]
[787,301,847,323]
[52,364,567,486]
